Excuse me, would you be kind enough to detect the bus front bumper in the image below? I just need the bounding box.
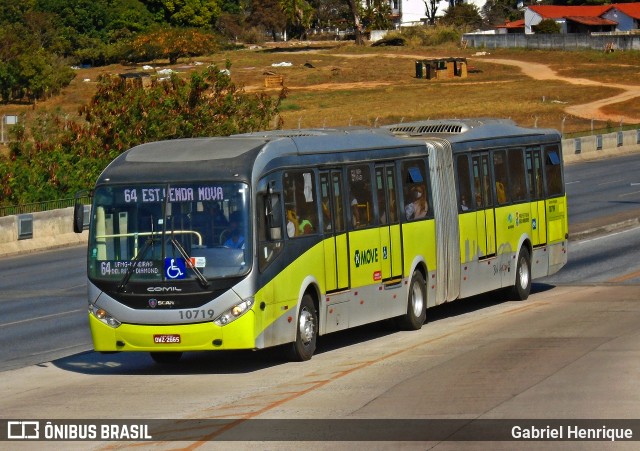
[88,311,257,352]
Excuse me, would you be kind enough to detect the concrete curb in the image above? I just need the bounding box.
[570,217,640,242]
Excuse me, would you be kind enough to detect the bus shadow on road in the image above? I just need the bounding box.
[52,347,292,376]
[52,283,557,376]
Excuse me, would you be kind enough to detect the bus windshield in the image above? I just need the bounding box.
[88,182,250,284]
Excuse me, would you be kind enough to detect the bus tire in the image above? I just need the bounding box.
[150,352,183,364]
[287,294,317,361]
[511,247,532,301]
[397,270,427,330]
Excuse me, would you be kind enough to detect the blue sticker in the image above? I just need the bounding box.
[532,218,537,230]
[165,257,186,279]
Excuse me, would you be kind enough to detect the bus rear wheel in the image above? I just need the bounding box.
[287,294,317,361]
[397,270,427,330]
[150,352,183,364]
[511,247,532,301]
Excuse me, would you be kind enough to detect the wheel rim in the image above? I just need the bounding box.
[298,307,315,345]
[411,281,425,317]
[518,256,530,289]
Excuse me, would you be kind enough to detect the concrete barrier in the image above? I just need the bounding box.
[0,207,87,257]
[562,129,640,163]
[0,129,639,257]
[462,33,640,51]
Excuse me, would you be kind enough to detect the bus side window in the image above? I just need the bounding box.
[526,147,544,200]
[375,167,388,224]
[348,165,373,228]
[456,154,473,212]
[320,173,332,232]
[493,150,509,205]
[385,165,399,224]
[508,149,527,202]
[545,145,564,196]
[401,160,429,221]
[472,156,484,208]
[284,170,319,237]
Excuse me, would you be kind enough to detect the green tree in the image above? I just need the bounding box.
[0,0,35,26]
[533,19,561,34]
[0,22,75,103]
[441,3,483,30]
[310,0,350,29]
[0,64,284,205]
[128,28,221,64]
[247,0,287,41]
[482,0,522,28]
[142,0,222,27]
[280,0,314,39]
[361,0,391,32]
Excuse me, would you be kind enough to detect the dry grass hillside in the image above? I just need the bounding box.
[1,42,640,158]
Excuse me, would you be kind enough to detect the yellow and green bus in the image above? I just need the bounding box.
[74,119,568,363]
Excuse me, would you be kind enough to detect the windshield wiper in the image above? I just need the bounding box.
[169,238,210,289]
[117,236,155,292]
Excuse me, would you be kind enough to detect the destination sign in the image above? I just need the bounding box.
[121,186,226,203]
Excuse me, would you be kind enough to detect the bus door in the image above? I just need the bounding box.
[375,164,402,282]
[319,170,349,291]
[526,147,547,246]
[472,154,496,258]
[347,165,384,291]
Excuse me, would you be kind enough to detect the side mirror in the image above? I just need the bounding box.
[265,185,283,241]
[73,203,85,233]
[73,190,91,233]
[268,226,282,241]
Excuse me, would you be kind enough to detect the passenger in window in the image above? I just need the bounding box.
[405,185,428,220]
[460,195,470,211]
[286,209,299,238]
[379,196,388,224]
[351,194,361,227]
[322,200,332,231]
[496,180,507,204]
[298,204,315,235]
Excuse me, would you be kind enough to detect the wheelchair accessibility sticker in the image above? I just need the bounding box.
[165,258,186,279]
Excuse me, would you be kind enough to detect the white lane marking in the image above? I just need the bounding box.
[0,309,85,328]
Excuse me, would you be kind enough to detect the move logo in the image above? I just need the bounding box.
[354,248,379,268]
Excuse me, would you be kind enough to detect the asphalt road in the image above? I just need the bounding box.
[565,153,640,235]
[0,246,90,371]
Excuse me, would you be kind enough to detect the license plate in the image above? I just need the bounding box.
[153,334,181,344]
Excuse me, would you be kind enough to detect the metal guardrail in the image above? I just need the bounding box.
[0,196,91,218]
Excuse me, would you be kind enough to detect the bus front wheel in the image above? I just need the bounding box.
[287,294,318,361]
[511,247,532,301]
[397,270,427,330]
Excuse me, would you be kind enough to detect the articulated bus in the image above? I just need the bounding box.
[74,119,568,363]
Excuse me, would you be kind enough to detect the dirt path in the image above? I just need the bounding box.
[479,58,640,122]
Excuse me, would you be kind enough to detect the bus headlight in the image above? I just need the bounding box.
[89,304,121,328]
[213,298,254,326]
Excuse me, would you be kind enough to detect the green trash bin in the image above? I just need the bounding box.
[415,60,423,79]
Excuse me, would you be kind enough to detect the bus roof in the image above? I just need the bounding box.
[381,118,561,148]
[96,120,561,185]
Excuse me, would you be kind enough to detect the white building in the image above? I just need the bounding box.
[384,0,488,27]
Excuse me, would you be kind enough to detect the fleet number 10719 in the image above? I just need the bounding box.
[179,309,215,320]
